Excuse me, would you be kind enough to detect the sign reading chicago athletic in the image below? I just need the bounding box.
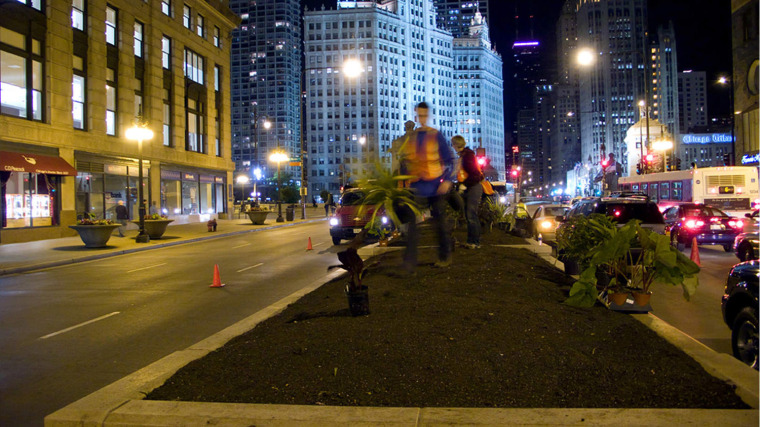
[0,151,77,176]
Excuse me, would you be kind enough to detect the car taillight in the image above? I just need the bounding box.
[728,220,744,229]
[685,219,705,229]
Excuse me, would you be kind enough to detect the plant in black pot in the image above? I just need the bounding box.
[555,213,616,275]
[328,234,370,316]
[356,163,421,229]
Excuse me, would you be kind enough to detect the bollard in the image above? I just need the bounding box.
[207,218,217,232]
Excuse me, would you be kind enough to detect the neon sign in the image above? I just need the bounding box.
[741,153,760,164]
[681,133,734,144]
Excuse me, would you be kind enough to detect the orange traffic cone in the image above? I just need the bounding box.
[690,237,701,266]
[210,264,225,288]
[306,237,314,251]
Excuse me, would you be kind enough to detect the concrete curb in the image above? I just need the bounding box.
[44,237,759,426]
[522,237,759,408]
[0,218,326,276]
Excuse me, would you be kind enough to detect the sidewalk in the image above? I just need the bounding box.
[0,206,328,276]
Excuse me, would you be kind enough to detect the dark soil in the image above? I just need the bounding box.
[147,224,747,409]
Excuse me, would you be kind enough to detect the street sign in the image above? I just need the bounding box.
[300,187,307,196]
[289,161,301,167]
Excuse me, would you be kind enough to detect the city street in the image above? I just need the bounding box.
[650,244,743,356]
[0,221,338,427]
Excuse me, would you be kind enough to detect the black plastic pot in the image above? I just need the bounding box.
[346,285,370,316]
[562,256,581,275]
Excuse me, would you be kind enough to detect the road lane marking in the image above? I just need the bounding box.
[231,243,251,249]
[237,263,264,273]
[126,263,167,273]
[40,312,120,340]
[312,242,325,247]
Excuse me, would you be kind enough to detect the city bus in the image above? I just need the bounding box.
[618,166,759,216]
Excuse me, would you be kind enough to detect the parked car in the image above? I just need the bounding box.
[743,210,758,233]
[721,260,758,370]
[559,194,666,234]
[329,188,392,245]
[734,232,759,262]
[662,204,744,252]
[531,204,570,242]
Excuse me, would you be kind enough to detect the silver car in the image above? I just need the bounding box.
[531,204,570,242]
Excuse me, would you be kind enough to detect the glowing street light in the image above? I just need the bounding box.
[236,175,250,206]
[342,58,363,78]
[269,148,289,223]
[577,48,596,66]
[125,119,154,243]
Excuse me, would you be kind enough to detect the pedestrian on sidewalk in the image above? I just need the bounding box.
[452,135,484,249]
[324,193,333,217]
[398,101,456,272]
[115,200,129,237]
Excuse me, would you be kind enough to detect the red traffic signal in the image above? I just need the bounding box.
[510,169,519,177]
[645,153,654,163]
[601,159,609,167]
[477,157,487,167]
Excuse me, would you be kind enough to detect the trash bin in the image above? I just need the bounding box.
[286,205,295,221]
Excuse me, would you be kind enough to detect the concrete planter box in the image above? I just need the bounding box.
[246,211,270,225]
[68,224,121,248]
[132,219,174,239]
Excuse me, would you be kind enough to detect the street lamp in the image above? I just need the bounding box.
[718,75,735,165]
[343,58,363,78]
[652,139,674,172]
[269,147,289,223]
[577,48,596,67]
[253,167,262,206]
[236,175,250,205]
[125,119,154,243]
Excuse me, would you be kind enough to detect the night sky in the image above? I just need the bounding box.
[302,0,734,119]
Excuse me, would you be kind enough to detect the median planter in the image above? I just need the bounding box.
[69,224,121,248]
[131,219,174,239]
[246,210,270,225]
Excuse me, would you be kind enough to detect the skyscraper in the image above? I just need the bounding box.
[230,0,302,179]
[678,70,708,133]
[433,0,489,38]
[575,0,648,175]
[651,22,680,149]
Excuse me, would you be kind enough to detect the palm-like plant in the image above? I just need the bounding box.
[356,163,422,230]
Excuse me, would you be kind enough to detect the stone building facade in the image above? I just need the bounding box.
[0,0,239,243]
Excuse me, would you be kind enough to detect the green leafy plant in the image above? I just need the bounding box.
[478,198,508,232]
[248,205,269,212]
[78,216,115,225]
[565,220,700,307]
[366,216,390,240]
[555,213,617,267]
[356,163,421,230]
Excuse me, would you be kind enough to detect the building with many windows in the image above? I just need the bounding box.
[433,0,488,39]
[678,70,708,133]
[0,0,238,243]
[731,0,759,167]
[229,0,301,181]
[650,22,680,152]
[304,0,459,196]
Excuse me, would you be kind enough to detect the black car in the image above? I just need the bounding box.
[561,195,666,233]
[663,204,745,252]
[734,232,759,262]
[721,261,759,369]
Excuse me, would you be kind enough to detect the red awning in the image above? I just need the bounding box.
[0,151,77,176]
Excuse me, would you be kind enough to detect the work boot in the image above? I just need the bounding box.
[433,258,451,268]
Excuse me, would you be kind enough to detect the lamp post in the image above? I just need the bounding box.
[718,76,735,165]
[253,167,262,206]
[236,175,250,204]
[269,147,288,223]
[125,119,154,243]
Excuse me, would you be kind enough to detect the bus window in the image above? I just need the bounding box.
[632,184,639,191]
[672,181,683,200]
[660,182,670,200]
[650,183,659,203]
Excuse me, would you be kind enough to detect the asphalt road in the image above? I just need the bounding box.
[649,243,744,356]
[0,221,341,427]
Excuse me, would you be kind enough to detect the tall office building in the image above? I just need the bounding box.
[513,40,544,184]
[678,71,708,133]
[650,22,680,151]
[433,0,489,38]
[304,0,503,196]
[229,0,302,179]
[575,0,648,176]
[0,0,239,244]
[453,11,505,178]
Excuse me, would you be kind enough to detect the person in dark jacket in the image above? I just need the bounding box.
[452,135,484,249]
[114,200,129,237]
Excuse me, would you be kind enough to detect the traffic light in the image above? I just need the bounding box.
[636,163,643,175]
[645,153,654,163]
[477,156,488,167]
[723,153,731,166]
[510,169,519,178]
[601,159,609,168]
[676,157,682,170]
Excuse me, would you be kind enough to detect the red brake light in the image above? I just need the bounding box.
[685,219,704,229]
[728,220,744,229]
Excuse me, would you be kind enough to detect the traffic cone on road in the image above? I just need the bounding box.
[210,264,225,288]
[690,237,701,266]
[306,237,314,251]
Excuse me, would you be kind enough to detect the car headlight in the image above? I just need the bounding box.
[381,216,388,224]
[329,218,339,226]
[540,220,554,230]
[499,196,507,204]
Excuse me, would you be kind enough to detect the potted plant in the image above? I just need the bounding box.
[69,216,121,248]
[478,198,508,233]
[132,213,174,239]
[366,217,392,246]
[565,220,700,308]
[555,213,617,275]
[328,243,369,316]
[245,205,270,225]
[356,163,421,230]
